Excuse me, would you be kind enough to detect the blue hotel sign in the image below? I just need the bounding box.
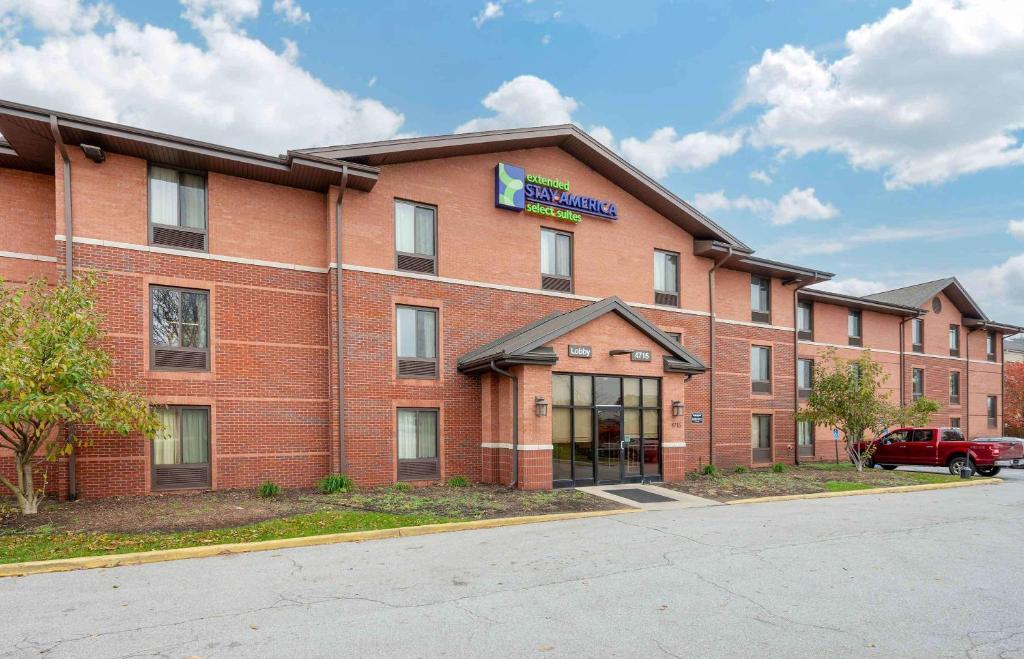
[495,162,618,224]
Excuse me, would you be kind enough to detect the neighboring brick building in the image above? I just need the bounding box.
[1,99,1020,498]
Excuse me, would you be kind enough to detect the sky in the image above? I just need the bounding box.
[1,0,1023,324]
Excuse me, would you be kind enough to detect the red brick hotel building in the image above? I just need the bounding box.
[1,99,1019,497]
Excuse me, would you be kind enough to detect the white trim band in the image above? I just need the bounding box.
[662,442,687,448]
[480,442,553,451]
[716,317,795,332]
[0,250,57,263]
[799,339,1003,365]
[56,235,329,274]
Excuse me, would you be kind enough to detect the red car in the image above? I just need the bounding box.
[862,427,1024,476]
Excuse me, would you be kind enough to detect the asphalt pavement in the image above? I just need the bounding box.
[3,469,1023,658]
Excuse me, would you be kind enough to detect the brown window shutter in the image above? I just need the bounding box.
[152,226,206,251]
[398,358,437,378]
[398,459,439,481]
[396,253,436,274]
[541,275,572,293]
[655,291,679,307]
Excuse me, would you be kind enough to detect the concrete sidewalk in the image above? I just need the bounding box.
[2,477,1023,658]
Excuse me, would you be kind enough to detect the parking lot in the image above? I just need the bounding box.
[2,469,1022,658]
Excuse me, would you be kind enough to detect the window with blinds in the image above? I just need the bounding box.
[149,166,207,251]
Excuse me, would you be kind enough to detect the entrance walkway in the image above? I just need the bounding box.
[578,483,719,510]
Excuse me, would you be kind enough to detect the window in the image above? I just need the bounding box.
[540,228,573,292]
[797,358,813,399]
[912,368,924,401]
[665,331,682,344]
[946,422,962,435]
[911,318,924,353]
[395,200,437,274]
[751,345,771,394]
[949,371,960,405]
[149,166,207,251]
[949,324,960,357]
[797,420,814,457]
[396,306,438,378]
[150,286,209,370]
[152,406,210,490]
[751,276,771,323]
[987,331,997,361]
[848,309,862,346]
[397,409,439,480]
[987,395,998,428]
[653,250,679,306]
[752,414,772,463]
[797,301,813,340]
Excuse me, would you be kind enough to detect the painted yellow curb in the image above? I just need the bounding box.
[0,508,636,579]
[726,477,1002,505]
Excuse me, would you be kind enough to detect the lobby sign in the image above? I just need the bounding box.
[691,412,704,424]
[568,345,593,358]
[495,162,618,225]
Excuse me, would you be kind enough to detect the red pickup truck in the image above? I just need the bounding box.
[863,427,1024,476]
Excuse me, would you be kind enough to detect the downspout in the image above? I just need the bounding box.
[791,274,823,466]
[899,317,908,406]
[966,326,976,439]
[49,115,77,502]
[488,361,518,488]
[706,245,733,467]
[335,166,349,473]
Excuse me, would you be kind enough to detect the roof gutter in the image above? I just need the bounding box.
[49,115,77,502]
[707,245,733,468]
[335,166,349,474]
[488,360,518,488]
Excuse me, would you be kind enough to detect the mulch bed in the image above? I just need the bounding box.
[660,464,957,502]
[0,484,620,535]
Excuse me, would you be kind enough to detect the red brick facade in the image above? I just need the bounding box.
[0,114,1014,497]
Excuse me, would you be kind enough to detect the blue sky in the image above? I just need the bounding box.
[3,0,1023,323]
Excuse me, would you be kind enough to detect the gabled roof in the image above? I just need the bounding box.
[1006,335,1024,353]
[457,297,707,374]
[298,125,752,251]
[863,277,987,319]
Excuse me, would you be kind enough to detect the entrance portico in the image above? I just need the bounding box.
[458,297,706,489]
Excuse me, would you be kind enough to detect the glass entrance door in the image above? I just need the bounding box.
[551,373,662,487]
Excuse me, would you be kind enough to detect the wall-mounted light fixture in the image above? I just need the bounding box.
[80,144,106,163]
[671,400,684,417]
[535,396,548,417]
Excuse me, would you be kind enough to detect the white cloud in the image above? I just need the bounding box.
[692,187,838,226]
[749,169,772,184]
[772,187,838,225]
[617,128,744,179]
[0,0,405,155]
[1009,219,1024,240]
[763,222,970,258]
[272,0,309,24]
[455,75,578,133]
[963,253,1024,323]
[473,1,503,28]
[740,0,1024,189]
[457,76,743,177]
[810,278,889,298]
[541,34,551,46]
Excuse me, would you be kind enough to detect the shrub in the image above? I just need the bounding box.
[734,466,748,474]
[391,481,412,492]
[318,474,355,494]
[771,463,787,473]
[700,464,719,477]
[446,475,470,488]
[257,480,280,498]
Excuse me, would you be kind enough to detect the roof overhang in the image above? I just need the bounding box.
[964,318,1024,335]
[0,99,378,192]
[799,288,921,317]
[299,125,752,251]
[458,297,707,375]
[694,240,834,283]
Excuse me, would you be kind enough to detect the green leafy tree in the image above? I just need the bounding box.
[796,349,940,471]
[0,277,160,514]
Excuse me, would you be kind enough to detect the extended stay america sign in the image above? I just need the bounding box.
[495,162,619,224]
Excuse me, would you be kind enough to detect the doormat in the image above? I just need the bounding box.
[605,488,676,503]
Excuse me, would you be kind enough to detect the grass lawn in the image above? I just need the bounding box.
[662,463,968,502]
[0,484,618,565]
